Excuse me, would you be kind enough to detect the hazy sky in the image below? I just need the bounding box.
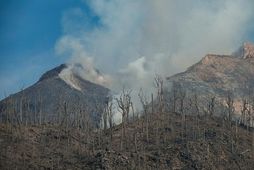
[1,0,254,99]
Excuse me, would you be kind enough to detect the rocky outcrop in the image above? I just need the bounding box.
[234,42,254,59]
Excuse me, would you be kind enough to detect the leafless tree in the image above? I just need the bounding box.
[178,84,186,115]
[59,101,68,130]
[154,75,164,114]
[192,92,200,140]
[207,95,216,118]
[138,88,150,142]
[178,84,186,140]
[38,92,42,125]
[225,91,236,152]
[154,75,164,147]
[116,87,132,151]
[19,88,24,124]
[104,96,114,142]
[171,81,179,113]
[226,91,234,127]
[241,98,249,127]
[102,98,109,131]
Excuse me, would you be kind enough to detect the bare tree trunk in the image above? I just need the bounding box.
[116,87,132,151]
[39,93,42,125]
[138,88,150,143]
[226,91,234,128]
[19,91,24,124]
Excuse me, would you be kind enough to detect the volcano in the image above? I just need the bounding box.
[0,64,110,127]
[166,42,254,119]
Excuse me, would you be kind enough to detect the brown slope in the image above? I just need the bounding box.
[0,64,110,127]
[0,111,253,169]
[166,43,254,116]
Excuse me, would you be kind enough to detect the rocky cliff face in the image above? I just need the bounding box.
[0,64,110,127]
[166,42,254,118]
[234,42,254,59]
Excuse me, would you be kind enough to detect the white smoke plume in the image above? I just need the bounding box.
[55,0,254,109]
[55,35,112,87]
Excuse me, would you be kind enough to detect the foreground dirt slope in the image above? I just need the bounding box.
[0,112,253,169]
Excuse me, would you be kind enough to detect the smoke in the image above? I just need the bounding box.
[55,35,112,87]
[55,0,254,105]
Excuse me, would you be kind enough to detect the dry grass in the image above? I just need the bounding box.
[0,112,253,170]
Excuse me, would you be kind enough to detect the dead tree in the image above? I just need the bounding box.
[178,84,186,115]
[251,97,254,157]
[131,101,136,121]
[94,100,104,148]
[178,84,186,140]
[104,96,114,143]
[19,88,24,124]
[38,92,42,125]
[207,95,216,118]
[154,75,164,114]
[138,88,150,142]
[102,98,109,131]
[171,81,179,113]
[193,93,200,116]
[241,98,249,127]
[59,101,69,130]
[251,96,254,128]
[241,80,252,130]
[225,91,235,152]
[116,87,132,151]
[226,91,234,127]
[192,92,200,140]
[154,75,164,147]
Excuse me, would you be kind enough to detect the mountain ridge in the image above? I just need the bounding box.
[0,63,110,126]
[166,42,254,118]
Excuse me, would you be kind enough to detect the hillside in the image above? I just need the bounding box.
[0,64,109,127]
[166,42,254,117]
[1,43,254,169]
[0,111,253,169]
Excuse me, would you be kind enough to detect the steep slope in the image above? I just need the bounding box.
[166,42,254,116]
[0,64,110,126]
